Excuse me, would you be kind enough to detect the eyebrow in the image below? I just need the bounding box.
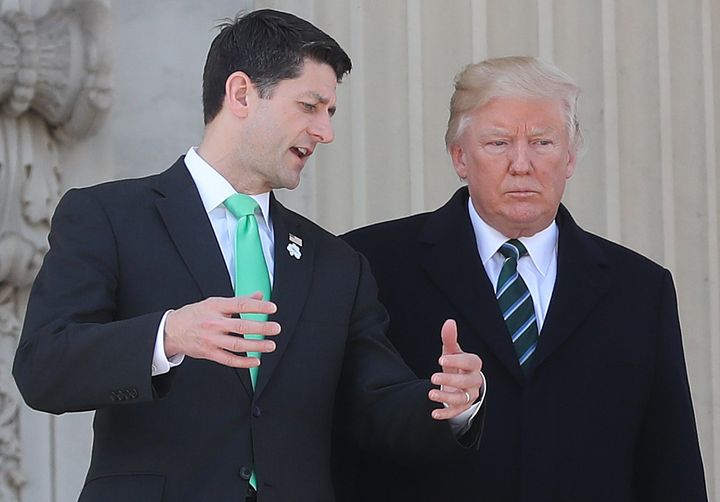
[478,126,560,137]
[302,91,336,115]
[479,128,512,136]
[528,127,559,136]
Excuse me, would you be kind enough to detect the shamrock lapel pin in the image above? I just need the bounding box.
[287,233,302,259]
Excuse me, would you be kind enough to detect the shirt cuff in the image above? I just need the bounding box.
[151,310,185,376]
[448,371,487,436]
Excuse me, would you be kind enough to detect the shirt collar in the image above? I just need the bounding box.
[184,147,271,226]
[467,197,558,277]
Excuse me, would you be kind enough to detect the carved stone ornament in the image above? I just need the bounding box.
[0,1,113,500]
[0,1,113,138]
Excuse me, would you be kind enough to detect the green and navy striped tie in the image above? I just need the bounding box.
[496,239,538,375]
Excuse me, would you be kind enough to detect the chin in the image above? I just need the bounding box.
[504,204,537,220]
[273,176,301,191]
[506,209,554,235]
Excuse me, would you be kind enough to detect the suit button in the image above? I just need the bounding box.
[252,406,261,418]
[238,466,252,480]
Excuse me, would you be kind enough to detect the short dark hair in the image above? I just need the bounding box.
[202,9,352,124]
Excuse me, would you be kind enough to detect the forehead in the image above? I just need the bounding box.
[274,59,338,104]
[470,96,566,131]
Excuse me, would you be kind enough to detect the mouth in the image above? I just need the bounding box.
[506,190,538,198]
[290,146,313,160]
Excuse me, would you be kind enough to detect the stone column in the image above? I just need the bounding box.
[0,1,111,500]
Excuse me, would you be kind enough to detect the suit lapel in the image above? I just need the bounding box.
[417,188,525,384]
[153,159,235,299]
[254,196,314,398]
[529,205,611,372]
[152,158,252,395]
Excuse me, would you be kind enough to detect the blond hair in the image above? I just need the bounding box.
[445,56,583,152]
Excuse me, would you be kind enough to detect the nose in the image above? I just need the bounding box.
[309,114,335,144]
[508,142,532,174]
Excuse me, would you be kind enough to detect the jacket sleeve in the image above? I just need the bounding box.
[334,252,483,460]
[12,188,163,414]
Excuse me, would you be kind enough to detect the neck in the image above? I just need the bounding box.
[197,135,269,195]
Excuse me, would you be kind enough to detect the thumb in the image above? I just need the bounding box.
[441,319,462,355]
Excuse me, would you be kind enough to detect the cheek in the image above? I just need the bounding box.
[546,171,569,196]
[468,161,504,186]
[467,173,503,204]
[464,152,495,177]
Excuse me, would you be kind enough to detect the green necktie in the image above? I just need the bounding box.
[223,193,271,388]
[224,193,271,491]
[496,239,538,375]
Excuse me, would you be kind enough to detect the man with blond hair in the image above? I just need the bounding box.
[344,56,706,501]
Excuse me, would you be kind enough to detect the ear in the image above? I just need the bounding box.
[224,71,254,118]
[565,149,577,179]
[449,143,468,179]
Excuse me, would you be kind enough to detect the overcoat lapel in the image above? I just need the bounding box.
[417,188,525,384]
[529,205,610,372]
[254,196,315,398]
[152,158,253,396]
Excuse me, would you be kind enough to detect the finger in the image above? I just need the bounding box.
[431,405,467,421]
[431,371,483,390]
[428,388,475,407]
[217,334,277,354]
[441,319,461,356]
[210,296,278,316]
[228,318,281,337]
[210,349,262,369]
[437,353,483,373]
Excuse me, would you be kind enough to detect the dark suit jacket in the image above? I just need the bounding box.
[12,159,480,502]
[343,187,707,502]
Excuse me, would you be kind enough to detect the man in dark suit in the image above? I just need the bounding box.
[344,56,707,501]
[12,10,485,502]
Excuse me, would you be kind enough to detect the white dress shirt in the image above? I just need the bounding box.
[467,198,558,331]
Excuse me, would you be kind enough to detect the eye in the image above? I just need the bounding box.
[483,140,509,152]
[534,139,554,146]
[300,102,316,112]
